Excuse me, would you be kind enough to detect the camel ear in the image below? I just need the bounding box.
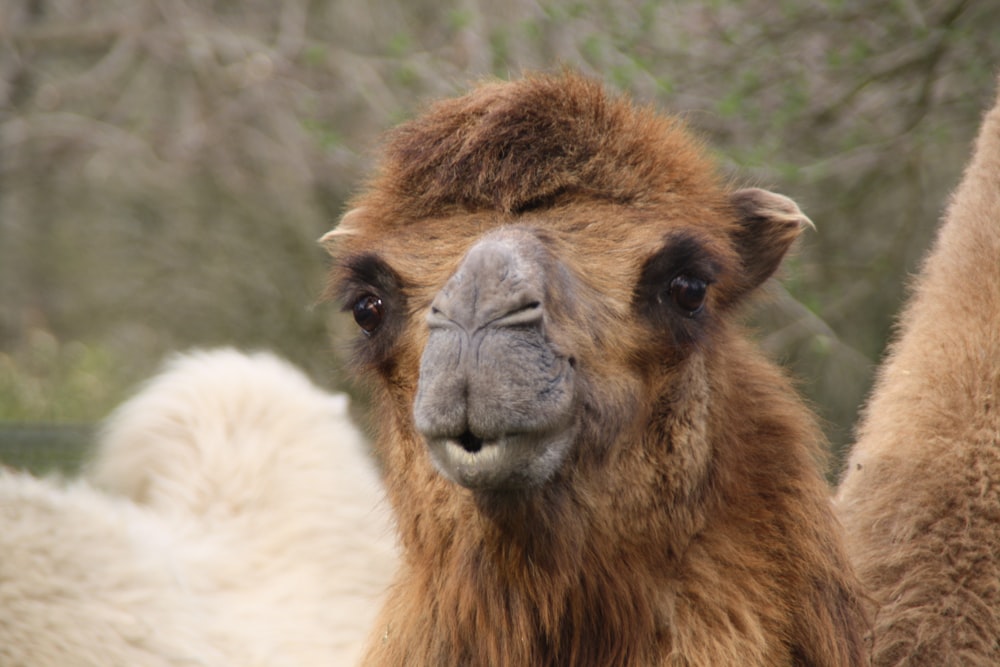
[318,207,366,252]
[729,188,813,294]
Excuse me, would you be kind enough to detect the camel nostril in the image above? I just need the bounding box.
[458,430,484,453]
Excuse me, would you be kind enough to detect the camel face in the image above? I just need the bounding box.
[324,73,817,522]
[333,194,737,499]
[325,74,869,666]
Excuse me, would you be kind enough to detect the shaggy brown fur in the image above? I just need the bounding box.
[326,73,868,666]
[837,78,1000,665]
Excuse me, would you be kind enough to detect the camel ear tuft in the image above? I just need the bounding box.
[318,208,366,252]
[729,188,813,295]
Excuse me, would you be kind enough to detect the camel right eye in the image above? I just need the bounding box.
[353,295,384,334]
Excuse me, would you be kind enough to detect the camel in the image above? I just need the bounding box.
[837,76,1000,666]
[324,72,869,666]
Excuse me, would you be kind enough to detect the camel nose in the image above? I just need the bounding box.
[427,234,545,334]
[413,228,577,490]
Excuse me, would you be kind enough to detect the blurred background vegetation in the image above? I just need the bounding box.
[1,0,997,476]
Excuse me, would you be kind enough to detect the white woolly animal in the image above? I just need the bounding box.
[0,349,398,667]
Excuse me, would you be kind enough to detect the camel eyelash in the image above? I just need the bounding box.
[641,235,720,286]
[338,254,401,299]
[636,236,719,300]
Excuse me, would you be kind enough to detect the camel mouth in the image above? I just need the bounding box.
[426,430,573,491]
[442,437,503,467]
[457,430,484,453]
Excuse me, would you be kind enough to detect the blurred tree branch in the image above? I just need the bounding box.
[813,0,970,129]
[8,21,133,52]
[0,0,997,464]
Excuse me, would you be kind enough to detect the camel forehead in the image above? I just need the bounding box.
[362,72,724,219]
[332,72,741,295]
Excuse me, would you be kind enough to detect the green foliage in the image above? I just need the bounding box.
[489,27,511,74]
[579,34,604,65]
[301,118,344,150]
[386,31,413,58]
[0,330,132,423]
[521,17,543,44]
[447,8,473,31]
[302,44,328,68]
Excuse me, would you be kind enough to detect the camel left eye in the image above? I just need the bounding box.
[668,275,707,316]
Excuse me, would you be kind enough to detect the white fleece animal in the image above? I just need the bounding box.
[0,349,398,666]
